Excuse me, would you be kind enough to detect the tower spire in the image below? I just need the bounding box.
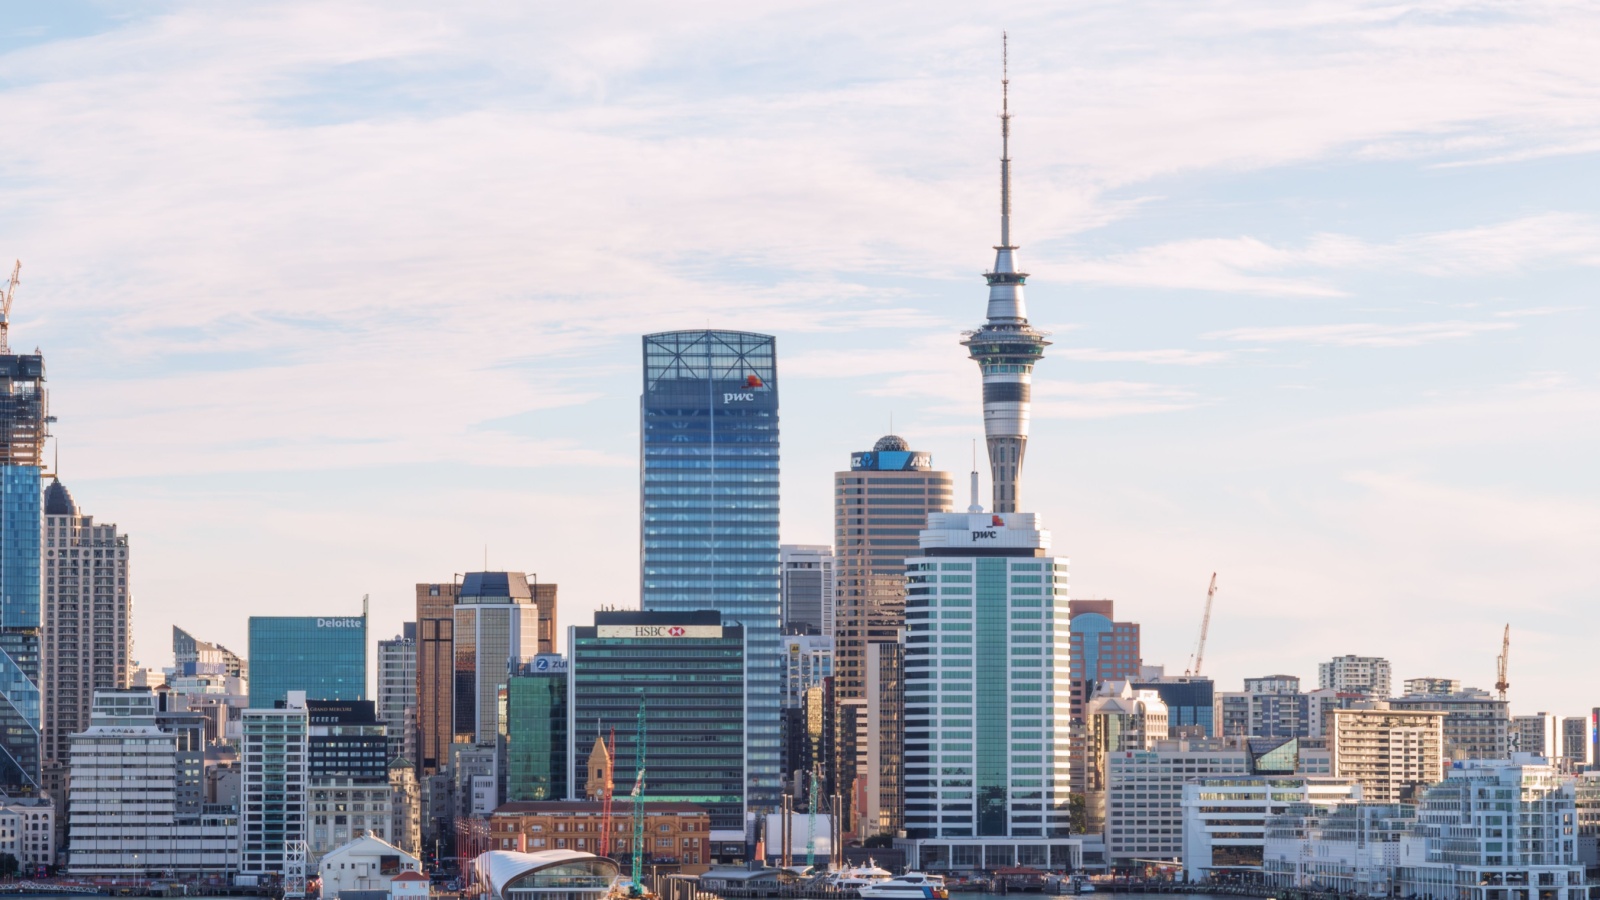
[961,35,1051,514]
[1000,32,1012,249]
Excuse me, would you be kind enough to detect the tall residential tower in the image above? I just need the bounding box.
[640,330,781,813]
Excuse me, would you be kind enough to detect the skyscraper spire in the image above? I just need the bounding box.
[961,35,1051,514]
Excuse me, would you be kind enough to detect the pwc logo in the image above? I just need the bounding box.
[723,374,768,404]
[970,530,998,541]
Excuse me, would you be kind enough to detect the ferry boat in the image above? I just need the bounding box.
[821,862,894,890]
[858,872,949,900]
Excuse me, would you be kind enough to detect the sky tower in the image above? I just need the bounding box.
[961,35,1051,514]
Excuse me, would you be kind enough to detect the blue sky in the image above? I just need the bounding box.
[3,1,1597,711]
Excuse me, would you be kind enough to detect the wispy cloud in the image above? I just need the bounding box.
[1205,320,1516,348]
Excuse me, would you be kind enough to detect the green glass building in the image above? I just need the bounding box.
[506,656,568,802]
[569,611,745,829]
[247,614,367,708]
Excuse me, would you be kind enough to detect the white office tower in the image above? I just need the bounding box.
[241,691,310,876]
[780,545,835,636]
[377,630,417,765]
[67,688,239,874]
[903,510,1070,839]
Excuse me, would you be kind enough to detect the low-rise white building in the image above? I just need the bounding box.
[1398,757,1584,900]
[316,833,421,898]
[0,798,55,872]
[1182,775,1360,881]
[1264,802,1414,896]
[68,688,238,874]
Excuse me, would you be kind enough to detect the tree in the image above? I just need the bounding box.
[1067,794,1088,836]
[0,853,19,878]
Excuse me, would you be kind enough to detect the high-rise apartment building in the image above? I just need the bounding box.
[780,545,834,635]
[863,640,903,837]
[67,689,238,875]
[1561,716,1590,768]
[377,625,417,765]
[1390,688,1509,761]
[1513,712,1561,758]
[247,612,367,708]
[240,692,310,877]
[415,581,457,776]
[568,611,746,830]
[453,572,542,747]
[1318,655,1392,698]
[1329,704,1445,802]
[1403,677,1460,696]
[640,330,781,812]
[40,478,131,812]
[0,334,47,794]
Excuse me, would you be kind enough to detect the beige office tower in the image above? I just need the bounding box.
[834,435,952,836]
[1330,703,1446,802]
[41,478,131,807]
[415,581,459,778]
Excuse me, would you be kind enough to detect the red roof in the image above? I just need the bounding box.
[391,872,429,882]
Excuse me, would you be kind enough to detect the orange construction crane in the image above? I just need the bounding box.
[599,727,616,858]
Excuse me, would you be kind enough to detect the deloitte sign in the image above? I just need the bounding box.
[317,617,363,628]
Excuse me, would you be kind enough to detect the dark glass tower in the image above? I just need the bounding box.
[640,330,780,813]
[0,336,46,793]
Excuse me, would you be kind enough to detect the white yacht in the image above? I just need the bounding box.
[821,863,893,891]
[858,872,948,900]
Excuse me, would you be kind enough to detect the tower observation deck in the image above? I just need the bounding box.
[960,35,1050,513]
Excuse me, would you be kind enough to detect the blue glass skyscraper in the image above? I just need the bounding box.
[0,338,46,793]
[640,330,780,813]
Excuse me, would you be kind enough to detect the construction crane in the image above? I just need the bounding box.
[1185,573,1219,677]
[598,726,615,859]
[806,769,820,870]
[1495,624,1510,701]
[628,697,648,896]
[0,261,19,354]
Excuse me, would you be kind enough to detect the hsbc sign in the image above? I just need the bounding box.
[596,624,723,639]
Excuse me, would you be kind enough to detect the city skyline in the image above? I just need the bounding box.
[1,3,1597,713]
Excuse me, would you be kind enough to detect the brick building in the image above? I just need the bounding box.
[489,801,712,874]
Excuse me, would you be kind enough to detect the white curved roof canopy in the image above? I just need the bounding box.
[475,850,621,900]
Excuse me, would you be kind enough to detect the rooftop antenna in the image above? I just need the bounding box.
[967,439,983,514]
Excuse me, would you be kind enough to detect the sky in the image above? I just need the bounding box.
[2,1,1597,713]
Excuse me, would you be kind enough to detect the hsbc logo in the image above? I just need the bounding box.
[667,626,686,636]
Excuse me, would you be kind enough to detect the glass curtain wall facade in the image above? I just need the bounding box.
[0,352,45,793]
[452,572,540,747]
[506,663,567,802]
[640,330,780,812]
[902,512,1071,840]
[568,611,746,829]
[247,615,368,708]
